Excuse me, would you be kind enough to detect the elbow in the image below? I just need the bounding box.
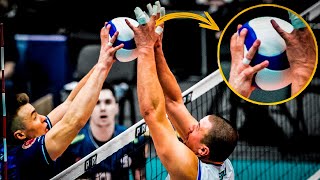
[165,96,183,105]
[140,97,164,118]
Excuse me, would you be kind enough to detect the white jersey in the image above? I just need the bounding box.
[166,158,234,180]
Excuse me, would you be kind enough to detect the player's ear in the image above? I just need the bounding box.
[14,130,27,141]
[197,145,209,157]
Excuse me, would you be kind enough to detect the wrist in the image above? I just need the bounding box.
[138,47,154,54]
[96,62,112,72]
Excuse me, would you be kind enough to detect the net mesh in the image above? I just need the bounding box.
[55,70,320,180]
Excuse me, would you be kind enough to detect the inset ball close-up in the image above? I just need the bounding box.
[239,16,293,91]
[218,5,317,105]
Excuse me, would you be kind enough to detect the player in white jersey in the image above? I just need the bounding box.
[126,1,238,180]
[166,158,234,180]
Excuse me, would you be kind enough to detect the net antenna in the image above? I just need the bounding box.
[51,70,223,180]
[1,23,8,180]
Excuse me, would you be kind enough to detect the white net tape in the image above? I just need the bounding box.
[52,70,223,180]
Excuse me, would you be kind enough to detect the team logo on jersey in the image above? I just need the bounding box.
[120,154,132,168]
[95,172,111,179]
[22,138,36,149]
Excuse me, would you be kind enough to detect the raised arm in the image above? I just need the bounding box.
[45,24,124,160]
[153,8,198,142]
[127,6,198,179]
[154,35,198,142]
[47,66,96,126]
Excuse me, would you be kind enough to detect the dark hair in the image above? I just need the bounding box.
[101,82,117,102]
[8,93,30,142]
[201,115,238,162]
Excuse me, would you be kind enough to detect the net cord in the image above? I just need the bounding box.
[308,169,320,180]
[51,69,223,180]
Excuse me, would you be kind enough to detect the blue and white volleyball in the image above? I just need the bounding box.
[239,16,294,91]
[108,17,139,62]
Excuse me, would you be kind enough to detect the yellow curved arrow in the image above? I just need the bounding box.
[155,11,220,31]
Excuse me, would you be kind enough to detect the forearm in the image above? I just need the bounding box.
[45,63,112,160]
[154,46,193,139]
[47,66,96,125]
[154,47,183,103]
[67,66,96,102]
[137,48,165,117]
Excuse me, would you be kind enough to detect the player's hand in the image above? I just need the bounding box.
[98,22,124,67]
[125,2,162,50]
[271,19,316,95]
[229,25,269,98]
[153,2,166,49]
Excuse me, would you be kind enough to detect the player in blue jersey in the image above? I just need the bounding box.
[8,23,124,179]
[65,83,146,180]
[126,2,238,179]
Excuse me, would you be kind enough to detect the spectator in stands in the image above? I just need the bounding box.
[8,23,124,179]
[65,82,146,180]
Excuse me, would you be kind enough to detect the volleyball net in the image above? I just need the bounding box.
[53,69,320,180]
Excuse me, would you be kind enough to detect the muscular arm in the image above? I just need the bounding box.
[47,66,95,126]
[137,48,173,151]
[154,46,198,142]
[138,47,198,180]
[127,9,198,179]
[44,25,123,160]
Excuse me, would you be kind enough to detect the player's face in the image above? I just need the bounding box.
[91,89,119,127]
[18,103,49,139]
[184,116,212,154]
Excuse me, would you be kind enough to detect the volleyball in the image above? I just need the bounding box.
[239,16,294,91]
[108,17,139,62]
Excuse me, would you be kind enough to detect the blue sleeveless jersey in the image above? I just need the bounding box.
[66,123,146,179]
[16,116,62,180]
